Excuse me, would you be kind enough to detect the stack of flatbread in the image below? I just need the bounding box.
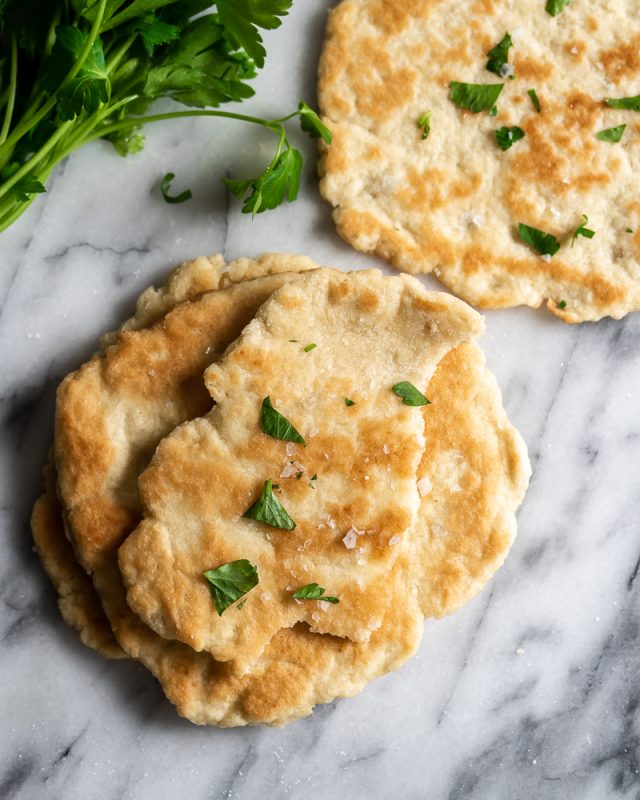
[32,254,530,727]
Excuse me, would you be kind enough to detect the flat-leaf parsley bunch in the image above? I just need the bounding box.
[0,0,331,233]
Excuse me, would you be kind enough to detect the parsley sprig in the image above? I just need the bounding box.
[0,1,331,233]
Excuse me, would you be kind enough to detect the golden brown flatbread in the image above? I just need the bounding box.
[318,0,640,322]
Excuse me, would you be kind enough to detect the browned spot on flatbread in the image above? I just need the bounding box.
[600,35,640,84]
[513,55,555,82]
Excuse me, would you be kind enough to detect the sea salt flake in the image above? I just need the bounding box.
[318,600,332,612]
[540,254,552,263]
[285,442,297,457]
[280,460,304,478]
[383,444,390,455]
[260,592,272,603]
[342,530,357,549]
[417,476,432,496]
[388,535,401,547]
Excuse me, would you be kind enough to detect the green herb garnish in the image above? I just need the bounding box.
[449,82,504,114]
[572,215,595,246]
[303,343,317,352]
[260,397,305,444]
[392,382,431,407]
[417,111,432,140]
[0,2,334,234]
[344,398,356,406]
[596,125,626,143]
[546,0,572,16]
[160,172,192,205]
[605,96,640,111]
[486,34,514,79]
[528,89,541,113]
[627,228,635,234]
[291,583,339,604]
[518,223,561,256]
[203,559,259,616]
[556,300,567,310]
[496,126,525,151]
[243,479,296,530]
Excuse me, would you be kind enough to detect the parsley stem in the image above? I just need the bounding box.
[0,0,108,156]
[106,34,138,76]
[87,109,287,143]
[0,121,72,201]
[0,33,18,147]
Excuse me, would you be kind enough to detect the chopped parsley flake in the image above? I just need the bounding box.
[486,34,515,79]
[243,479,296,530]
[605,96,640,111]
[203,560,258,617]
[496,126,525,151]
[344,397,356,406]
[528,89,541,113]
[392,381,431,407]
[261,396,305,444]
[449,82,504,114]
[303,343,317,352]
[417,111,432,140]
[292,583,339,604]
[546,0,572,16]
[518,223,561,256]
[572,215,596,246]
[556,300,567,310]
[596,125,626,143]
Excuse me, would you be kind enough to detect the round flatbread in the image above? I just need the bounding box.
[318,0,640,322]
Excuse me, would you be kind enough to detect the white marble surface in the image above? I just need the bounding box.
[1,3,640,799]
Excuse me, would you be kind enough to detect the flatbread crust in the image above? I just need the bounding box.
[318,0,640,322]
[119,269,483,668]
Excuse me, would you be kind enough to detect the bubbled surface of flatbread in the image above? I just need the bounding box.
[119,269,483,668]
[318,0,640,322]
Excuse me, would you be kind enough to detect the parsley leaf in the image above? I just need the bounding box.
[518,223,561,256]
[292,583,339,604]
[605,96,640,112]
[203,559,259,616]
[344,397,356,406]
[496,126,525,151]
[224,145,302,216]
[216,0,292,69]
[243,479,296,530]
[486,33,514,79]
[133,15,181,57]
[449,82,504,114]
[298,101,332,144]
[260,396,305,444]
[8,175,46,202]
[546,0,572,15]
[596,124,626,143]
[42,26,111,121]
[392,382,431,407]
[572,214,595,246]
[528,89,541,113]
[160,172,192,204]
[417,111,432,140]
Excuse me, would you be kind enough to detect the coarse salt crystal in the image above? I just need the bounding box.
[417,476,432,496]
[388,535,401,547]
[260,592,272,603]
[280,460,304,478]
[285,442,297,457]
[541,254,552,263]
[311,612,321,623]
[318,600,332,612]
[383,444,390,455]
[342,530,357,549]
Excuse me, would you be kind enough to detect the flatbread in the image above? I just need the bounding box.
[318,0,640,322]
[415,342,530,618]
[119,269,483,668]
[44,255,528,726]
[31,462,125,659]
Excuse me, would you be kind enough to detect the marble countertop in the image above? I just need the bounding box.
[1,3,639,799]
